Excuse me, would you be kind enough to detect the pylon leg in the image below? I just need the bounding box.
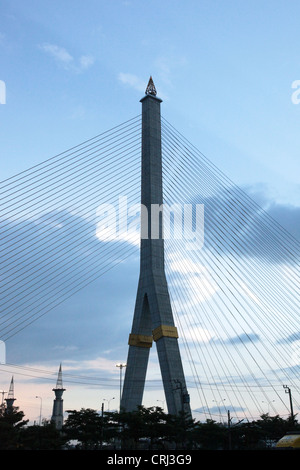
[122,273,191,418]
[148,277,191,417]
[121,286,152,411]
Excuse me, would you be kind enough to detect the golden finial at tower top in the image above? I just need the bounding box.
[145,76,157,96]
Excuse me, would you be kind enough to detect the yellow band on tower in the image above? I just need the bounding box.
[128,333,153,348]
[152,325,179,342]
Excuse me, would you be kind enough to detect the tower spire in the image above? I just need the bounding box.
[121,79,191,418]
[51,364,66,430]
[5,376,16,411]
[145,76,157,96]
[55,363,64,389]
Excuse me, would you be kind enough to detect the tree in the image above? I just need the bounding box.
[106,406,196,450]
[0,406,28,449]
[228,414,299,450]
[164,411,196,449]
[20,421,64,450]
[231,421,264,450]
[118,406,170,449]
[254,414,299,447]
[63,408,104,449]
[192,419,227,450]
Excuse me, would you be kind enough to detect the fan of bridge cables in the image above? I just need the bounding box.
[0,116,142,340]
[0,114,299,421]
[161,117,300,421]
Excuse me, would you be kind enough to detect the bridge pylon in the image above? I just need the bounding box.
[121,77,191,418]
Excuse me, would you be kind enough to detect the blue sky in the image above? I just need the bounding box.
[0,0,300,424]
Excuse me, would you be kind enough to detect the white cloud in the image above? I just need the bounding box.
[79,54,95,70]
[118,73,146,93]
[118,72,169,100]
[95,224,140,247]
[178,316,215,344]
[167,249,218,305]
[40,43,73,66]
[39,43,95,73]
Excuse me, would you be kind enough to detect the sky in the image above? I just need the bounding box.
[0,0,300,425]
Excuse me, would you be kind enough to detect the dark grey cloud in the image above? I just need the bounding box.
[0,209,139,363]
[198,186,300,265]
[276,331,300,345]
[1,186,299,365]
[267,203,300,241]
[194,405,246,415]
[210,333,260,346]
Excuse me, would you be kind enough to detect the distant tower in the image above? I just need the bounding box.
[51,364,65,430]
[5,376,16,411]
[121,78,191,418]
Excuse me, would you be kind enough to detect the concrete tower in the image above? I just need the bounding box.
[121,78,191,418]
[5,376,16,411]
[51,364,65,430]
